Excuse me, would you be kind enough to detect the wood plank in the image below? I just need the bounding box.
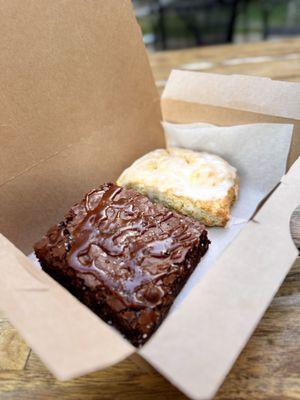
[291,206,300,249]
[150,37,300,89]
[0,315,30,371]
[1,37,300,399]
[216,257,300,400]
[0,353,186,400]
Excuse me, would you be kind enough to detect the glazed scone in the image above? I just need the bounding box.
[117,148,239,227]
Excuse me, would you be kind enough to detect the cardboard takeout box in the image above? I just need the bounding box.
[0,1,299,399]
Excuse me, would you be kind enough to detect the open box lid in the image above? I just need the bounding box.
[0,0,163,380]
[0,0,163,254]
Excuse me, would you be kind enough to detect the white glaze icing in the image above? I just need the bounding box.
[118,148,237,201]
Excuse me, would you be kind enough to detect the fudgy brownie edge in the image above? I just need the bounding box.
[34,183,210,346]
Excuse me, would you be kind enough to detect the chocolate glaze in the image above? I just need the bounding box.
[35,183,210,346]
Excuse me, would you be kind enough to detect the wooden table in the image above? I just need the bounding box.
[1,37,300,400]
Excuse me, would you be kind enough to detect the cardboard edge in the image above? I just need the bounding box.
[140,159,300,400]
[162,70,300,121]
[0,234,135,380]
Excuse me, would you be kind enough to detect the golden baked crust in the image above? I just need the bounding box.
[117,148,239,227]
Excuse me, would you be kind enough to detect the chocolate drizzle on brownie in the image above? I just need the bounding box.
[34,183,210,346]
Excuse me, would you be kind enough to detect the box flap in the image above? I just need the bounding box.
[0,234,134,380]
[163,70,300,120]
[161,70,300,166]
[0,0,163,253]
[141,158,300,400]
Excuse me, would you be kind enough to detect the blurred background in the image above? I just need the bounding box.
[132,0,300,51]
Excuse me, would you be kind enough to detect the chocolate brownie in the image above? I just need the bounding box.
[34,183,210,346]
